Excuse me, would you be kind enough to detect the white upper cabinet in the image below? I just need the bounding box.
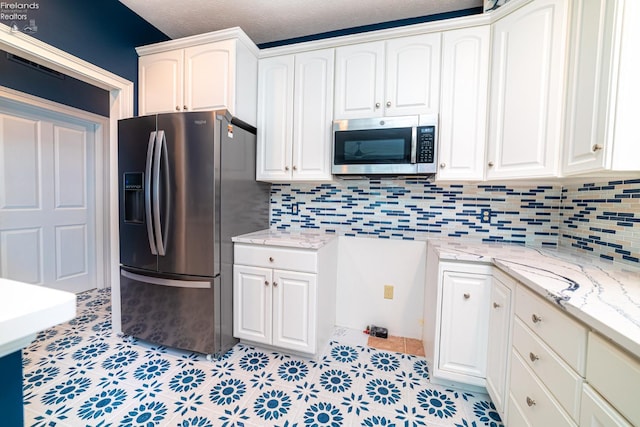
[139,49,184,116]
[563,0,640,175]
[257,49,334,182]
[334,34,441,119]
[437,25,490,181]
[138,32,258,124]
[487,0,569,179]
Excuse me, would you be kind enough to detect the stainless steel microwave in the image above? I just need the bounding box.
[332,115,438,176]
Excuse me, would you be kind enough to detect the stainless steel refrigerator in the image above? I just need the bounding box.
[118,110,269,356]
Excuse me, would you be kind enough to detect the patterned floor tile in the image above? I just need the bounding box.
[22,288,504,427]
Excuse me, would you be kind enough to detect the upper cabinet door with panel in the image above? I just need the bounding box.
[385,33,441,116]
[487,0,569,179]
[139,50,184,115]
[334,41,385,119]
[563,0,640,175]
[437,26,490,181]
[184,40,234,113]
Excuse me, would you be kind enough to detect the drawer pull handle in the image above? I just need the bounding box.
[264,281,269,286]
[526,397,536,407]
[531,314,542,323]
[493,302,501,309]
[463,293,470,299]
[529,352,539,362]
[273,281,278,287]
[269,257,274,262]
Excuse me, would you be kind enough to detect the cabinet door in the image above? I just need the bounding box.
[272,269,316,354]
[438,26,490,181]
[292,49,334,181]
[487,0,569,179]
[385,33,441,116]
[486,275,513,417]
[139,50,184,115]
[233,265,272,345]
[438,270,491,382]
[184,40,235,113]
[580,385,633,427]
[256,55,294,181]
[334,41,385,119]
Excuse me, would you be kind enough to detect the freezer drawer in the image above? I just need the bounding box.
[119,269,219,355]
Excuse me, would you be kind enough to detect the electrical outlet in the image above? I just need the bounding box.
[291,203,299,215]
[384,285,394,300]
[480,208,491,223]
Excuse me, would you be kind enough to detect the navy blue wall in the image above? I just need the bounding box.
[0,0,168,115]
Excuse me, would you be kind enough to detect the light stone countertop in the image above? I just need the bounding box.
[233,229,640,357]
[0,278,77,358]
[428,239,640,358]
[232,228,338,249]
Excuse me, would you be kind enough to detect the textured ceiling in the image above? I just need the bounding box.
[119,0,483,46]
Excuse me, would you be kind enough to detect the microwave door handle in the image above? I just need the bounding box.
[410,126,417,164]
[145,131,158,255]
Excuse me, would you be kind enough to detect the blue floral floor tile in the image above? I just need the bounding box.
[23,288,504,427]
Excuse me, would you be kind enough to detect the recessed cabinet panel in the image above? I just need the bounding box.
[334,41,384,119]
[184,41,234,112]
[437,269,491,383]
[438,26,490,181]
[272,270,316,354]
[139,50,184,115]
[385,33,441,116]
[233,265,272,345]
[487,0,569,179]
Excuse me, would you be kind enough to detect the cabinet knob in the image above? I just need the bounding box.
[375,102,381,108]
[592,143,603,152]
[269,257,274,263]
[292,166,297,171]
[529,352,539,362]
[493,302,501,309]
[272,281,278,287]
[463,293,470,299]
[526,397,536,407]
[386,101,391,107]
[284,166,290,171]
[531,313,542,324]
[488,161,494,167]
[264,280,269,286]
[440,163,446,168]
[183,105,188,111]
[175,106,180,111]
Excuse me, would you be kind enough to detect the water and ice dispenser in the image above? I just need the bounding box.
[123,172,144,224]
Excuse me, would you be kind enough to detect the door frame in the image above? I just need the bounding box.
[0,86,107,290]
[0,23,134,304]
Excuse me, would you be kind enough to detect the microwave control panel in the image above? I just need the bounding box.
[416,126,436,163]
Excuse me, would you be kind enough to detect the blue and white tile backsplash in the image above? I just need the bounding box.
[269,177,640,265]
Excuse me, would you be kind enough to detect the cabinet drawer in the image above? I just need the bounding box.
[512,317,582,421]
[515,284,587,374]
[509,349,576,427]
[234,244,318,273]
[586,332,640,427]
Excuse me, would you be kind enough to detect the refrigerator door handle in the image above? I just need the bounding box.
[121,270,211,289]
[159,131,171,255]
[145,131,158,255]
[153,130,170,256]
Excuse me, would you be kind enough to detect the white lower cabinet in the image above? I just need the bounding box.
[233,241,337,355]
[486,271,514,419]
[433,262,491,388]
[580,385,633,427]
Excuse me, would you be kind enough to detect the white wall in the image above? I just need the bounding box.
[335,236,426,339]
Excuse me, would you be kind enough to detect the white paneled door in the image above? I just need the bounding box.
[0,107,96,292]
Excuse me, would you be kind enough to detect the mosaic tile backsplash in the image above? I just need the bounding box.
[269,177,640,265]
